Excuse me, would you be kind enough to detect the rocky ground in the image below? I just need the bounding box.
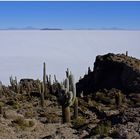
[0,86,140,139]
[0,53,140,139]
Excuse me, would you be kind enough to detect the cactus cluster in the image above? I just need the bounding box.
[58,68,78,123]
[9,76,19,93]
[5,62,78,123]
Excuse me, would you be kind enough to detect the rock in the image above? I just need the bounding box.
[76,53,140,95]
[20,79,34,84]
[79,130,89,138]
[117,124,140,139]
[112,107,140,138]
[104,110,120,117]
[3,109,23,120]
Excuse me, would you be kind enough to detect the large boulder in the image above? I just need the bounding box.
[76,53,140,95]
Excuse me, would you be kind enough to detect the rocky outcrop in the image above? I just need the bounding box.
[76,53,140,95]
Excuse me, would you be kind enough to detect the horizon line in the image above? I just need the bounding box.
[0,27,140,31]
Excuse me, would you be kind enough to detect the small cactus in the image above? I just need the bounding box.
[74,97,78,119]
[62,105,70,123]
[88,67,91,74]
[54,75,58,83]
[0,81,3,94]
[27,82,31,95]
[0,102,4,115]
[49,75,52,86]
[40,82,45,107]
[0,106,3,115]
[115,92,122,108]
[126,51,128,56]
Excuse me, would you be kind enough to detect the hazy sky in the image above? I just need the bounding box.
[0,1,140,29]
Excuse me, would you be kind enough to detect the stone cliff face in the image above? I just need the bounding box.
[76,53,140,95]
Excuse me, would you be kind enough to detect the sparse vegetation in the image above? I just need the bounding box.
[12,116,35,130]
[92,121,112,138]
[45,113,60,123]
[72,116,86,129]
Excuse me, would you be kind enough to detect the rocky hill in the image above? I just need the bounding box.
[76,53,140,96]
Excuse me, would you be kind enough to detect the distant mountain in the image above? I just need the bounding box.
[40,28,63,30]
[0,27,139,31]
[0,27,63,30]
[0,27,39,30]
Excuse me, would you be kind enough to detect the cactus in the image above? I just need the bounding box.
[58,69,78,123]
[54,75,58,83]
[79,76,82,80]
[43,62,47,97]
[0,81,2,94]
[126,51,128,56]
[62,105,70,123]
[37,81,45,107]
[27,82,31,95]
[74,97,78,119]
[115,92,122,108]
[9,76,19,93]
[41,82,45,107]
[49,74,52,86]
[69,73,78,119]
[46,75,49,84]
[10,75,14,88]
[88,67,91,74]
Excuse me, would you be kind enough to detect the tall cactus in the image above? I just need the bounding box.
[69,72,78,119]
[43,62,47,98]
[37,81,45,108]
[58,68,78,123]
